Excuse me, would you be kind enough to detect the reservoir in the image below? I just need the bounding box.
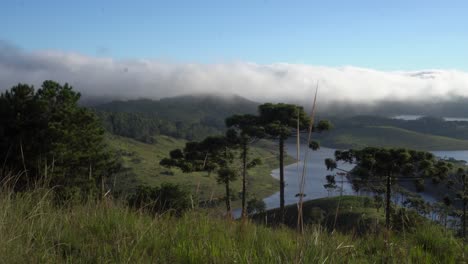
[260,144,468,211]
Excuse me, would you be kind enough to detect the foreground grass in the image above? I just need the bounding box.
[317,125,468,150]
[254,196,386,234]
[0,190,466,263]
[108,135,294,207]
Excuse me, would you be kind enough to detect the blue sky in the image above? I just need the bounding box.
[2,0,468,70]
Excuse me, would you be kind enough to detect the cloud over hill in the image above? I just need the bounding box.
[2,41,468,112]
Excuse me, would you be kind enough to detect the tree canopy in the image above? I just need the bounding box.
[257,102,332,223]
[0,81,120,196]
[160,132,240,216]
[329,147,451,229]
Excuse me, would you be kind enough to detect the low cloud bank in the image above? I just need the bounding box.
[2,41,468,115]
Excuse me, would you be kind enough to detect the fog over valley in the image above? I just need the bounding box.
[2,41,468,116]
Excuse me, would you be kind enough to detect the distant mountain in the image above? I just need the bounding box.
[94,94,259,141]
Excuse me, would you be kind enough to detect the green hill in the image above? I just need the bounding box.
[108,134,292,206]
[95,94,258,141]
[96,96,468,150]
[317,125,468,150]
[96,94,258,120]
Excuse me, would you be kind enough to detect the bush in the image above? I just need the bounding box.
[247,198,266,215]
[127,183,191,216]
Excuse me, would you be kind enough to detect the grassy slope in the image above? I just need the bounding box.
[319,125,468,150]
[107,135,293,207]
[254,196,385,233]
[1,191,465,263]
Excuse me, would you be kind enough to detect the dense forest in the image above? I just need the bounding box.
[94,95,258,141]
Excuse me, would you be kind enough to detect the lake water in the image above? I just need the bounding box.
[262,144,355,210]
[392,115,468,122]
[233,143,468,217]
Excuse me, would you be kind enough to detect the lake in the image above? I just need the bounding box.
[392,115,468,122]
[234,143,468,217]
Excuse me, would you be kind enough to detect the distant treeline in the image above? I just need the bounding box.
[96,111,221,142]
[330,115,468,140]
[93,95,258,142]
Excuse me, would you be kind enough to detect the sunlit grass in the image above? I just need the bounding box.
[0,188,465,263]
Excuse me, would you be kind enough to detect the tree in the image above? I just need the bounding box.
[160,133,238,217]
[330,147,450,229]
[0,81,119,197]
[446,168,468,240]
[247,197,266,215]
[323,175,338,196]
[127,183,190,216]
[225,114,264,220]
[258,103,331,223]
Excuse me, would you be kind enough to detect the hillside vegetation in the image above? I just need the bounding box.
[95,96,468,150]
[317,125,468,150]
[95,95,258,141]
[0,189,465,263]
[108,135,292,206]
[254,196,386,232]
[2,82,468,263]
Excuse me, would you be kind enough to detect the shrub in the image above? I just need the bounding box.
[247,198,266,215]
[127,183,190,216]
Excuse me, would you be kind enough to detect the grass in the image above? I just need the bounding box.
[0,189,465,263]
[318,125,468,150]
[107,134,294,208]
[254,196,385,233]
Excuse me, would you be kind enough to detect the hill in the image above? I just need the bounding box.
[107,134,293,207]
[316,125,468,150]
[95,94,258,141]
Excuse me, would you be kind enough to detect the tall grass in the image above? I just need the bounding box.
[0,187,466,263]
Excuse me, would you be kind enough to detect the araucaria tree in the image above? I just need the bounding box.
[330,147,450,229]
[0,81,119,197]
[225,114,264,220]
[258,103,331,222]
[160,133,239,217]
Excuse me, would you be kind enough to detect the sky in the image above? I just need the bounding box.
[1,0,468,109]
[2,0,468,70]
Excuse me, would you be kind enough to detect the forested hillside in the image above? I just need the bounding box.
[95,95,258,141]
[107,134,288,206]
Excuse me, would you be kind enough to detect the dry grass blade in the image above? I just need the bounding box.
[297,84,319,234]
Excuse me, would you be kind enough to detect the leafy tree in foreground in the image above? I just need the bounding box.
[0,81,119,197]
[225,114,264,220]
[160,133,238,217]
[258,103,331,223]
[329,147,450,229]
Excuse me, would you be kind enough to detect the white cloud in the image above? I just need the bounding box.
[1,42,468,106]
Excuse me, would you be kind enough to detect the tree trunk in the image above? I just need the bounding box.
[385,174,391,230]
[225,180,232,219]
[463,174,466,240]
[279,137,285,223]
[241,142,247,221]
